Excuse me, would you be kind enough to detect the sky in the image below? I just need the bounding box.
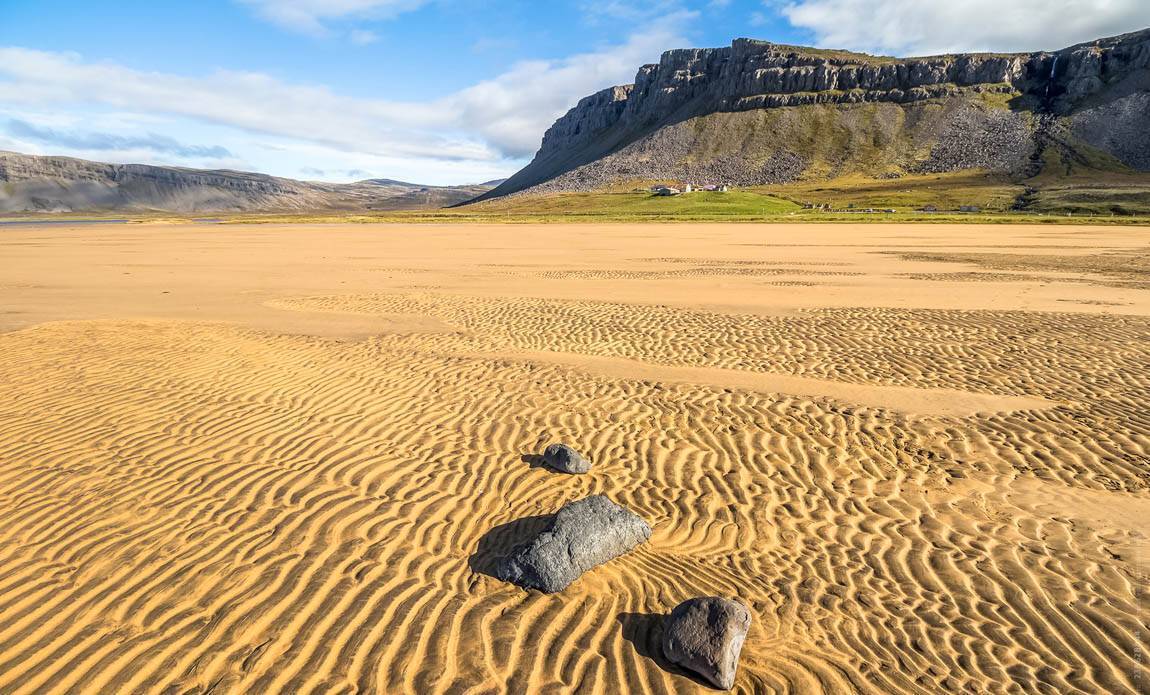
[1,1,1147,185]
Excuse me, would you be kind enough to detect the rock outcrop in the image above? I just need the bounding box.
[494,495,651,593]
[663,597,752,690]
[479,29,1150,200]
[0,152,496,214]
[542,443,591,474]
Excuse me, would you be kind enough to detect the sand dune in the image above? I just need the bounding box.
[0,223,1147,693]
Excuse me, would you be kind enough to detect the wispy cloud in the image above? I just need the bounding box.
[237,0,429,36]
[471,37,519,54]
[0,13,688,165]
[300,166,371,178]
[580,0,692,23]
[0,12,689,180]
[0,47,493,162]
[348,29,379,45]
[776,0,1150,55]
[5,119,232,159]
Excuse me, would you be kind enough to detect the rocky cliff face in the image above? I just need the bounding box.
[485,29,1150,199]
[0,153,495,213]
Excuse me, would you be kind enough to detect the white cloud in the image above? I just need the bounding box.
[237,0,428,36]
[778,0,1150,56]
[348,29,379,45]
[471,37,519,54]
[448,12,693,156]
[580,0,687,22]
[0,48,485,162]
[0,13,689,182]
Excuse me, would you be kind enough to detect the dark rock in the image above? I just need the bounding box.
[542,443,591,474]
[662,597,752,690]
[494,495,651,593]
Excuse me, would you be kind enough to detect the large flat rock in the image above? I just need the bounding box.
[494,495,651,593]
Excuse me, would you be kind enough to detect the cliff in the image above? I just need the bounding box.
[482,29,1150,199]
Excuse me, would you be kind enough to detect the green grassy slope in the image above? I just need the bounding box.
[466,190,801,218]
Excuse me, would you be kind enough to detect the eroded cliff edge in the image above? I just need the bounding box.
[481,29,1150,199]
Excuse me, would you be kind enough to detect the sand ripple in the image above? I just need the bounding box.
[0,293,1147,693]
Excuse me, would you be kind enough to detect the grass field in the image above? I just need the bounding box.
[759,172,1026,211]
[469,190,802,217]
[4,173,1149,225]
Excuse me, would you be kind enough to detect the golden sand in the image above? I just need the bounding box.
[0,223,1147,693]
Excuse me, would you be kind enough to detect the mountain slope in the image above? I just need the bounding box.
[0,152,495,213]
[480,29,1150,201]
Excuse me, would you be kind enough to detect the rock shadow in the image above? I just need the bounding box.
[520,453,549,470]
[468,513,553,579]
[616,612,715,689]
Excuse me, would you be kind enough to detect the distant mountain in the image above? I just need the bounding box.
[0,152,496,213]
[479,29,1150,201]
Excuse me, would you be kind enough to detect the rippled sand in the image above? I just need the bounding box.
[0,223,1147,694]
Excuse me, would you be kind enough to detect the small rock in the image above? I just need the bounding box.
[543,443,591,474]
[495,495,651,593]
[662,597,751,690]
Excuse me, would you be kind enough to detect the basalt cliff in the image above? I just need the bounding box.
[480,29,1150,200]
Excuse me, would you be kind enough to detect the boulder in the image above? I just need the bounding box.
[542,443,591,474]
[662,597,751,690]
[495,495,651,593]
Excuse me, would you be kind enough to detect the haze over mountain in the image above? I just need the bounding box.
[480,28,1150,201]
[0,152,497,213]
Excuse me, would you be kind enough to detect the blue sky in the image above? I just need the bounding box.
[1,0,1146,184]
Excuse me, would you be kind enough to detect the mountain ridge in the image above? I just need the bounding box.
[479,28,1150,201]
[0,151,497,214]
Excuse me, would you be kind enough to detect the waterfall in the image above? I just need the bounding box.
[1045,55,1059,98]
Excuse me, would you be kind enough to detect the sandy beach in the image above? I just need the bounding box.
[0,222,1147,693]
